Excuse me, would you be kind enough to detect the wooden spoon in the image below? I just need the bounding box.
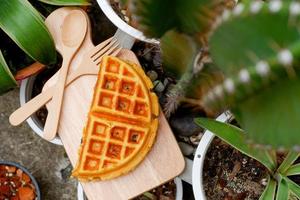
[43,10,87,141]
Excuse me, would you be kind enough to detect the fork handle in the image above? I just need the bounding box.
[9,64,88,127]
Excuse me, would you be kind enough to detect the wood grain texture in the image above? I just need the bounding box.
[43,7,185,200]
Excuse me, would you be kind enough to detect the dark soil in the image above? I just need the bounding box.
[133,181,176,200]
[203,138,268,200]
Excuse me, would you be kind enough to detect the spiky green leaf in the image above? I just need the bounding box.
[0,50,17,94]
[132,0,176,38]
[0,0,56,64]
[206,1,300,148]
[195,117,276,171]
[38,0,90,6]
[259,178,277,200]
[284,177,300,198]
[275,179,289,200]
[184,63,224,99]
[232,78,300,149]
[161,30,198,78]
[286,164,300,176]
[278,151,300,174]
[209,1,297,75]
[131,0,228,38]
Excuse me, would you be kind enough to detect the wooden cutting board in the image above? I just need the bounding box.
[43,7,185,200]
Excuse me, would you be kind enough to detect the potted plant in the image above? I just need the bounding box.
[108,0,237,118]
[190,0,300,199]
[126,0,300,199]
[194,112,300,199]
[0,0,90,95]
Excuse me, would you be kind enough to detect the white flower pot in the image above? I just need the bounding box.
[192,112,232,200]
[96,0,159,44]
[19,76,63,145]
[77,178,183,200]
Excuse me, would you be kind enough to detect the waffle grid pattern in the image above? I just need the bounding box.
[93,57,150,122]
[82,116,149,172]
[72,56,158,180]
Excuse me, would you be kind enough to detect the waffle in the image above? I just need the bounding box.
[72,56,159,181]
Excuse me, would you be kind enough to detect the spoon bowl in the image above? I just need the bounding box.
[62,11,87,48]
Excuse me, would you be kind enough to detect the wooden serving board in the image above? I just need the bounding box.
[44,8,185,200]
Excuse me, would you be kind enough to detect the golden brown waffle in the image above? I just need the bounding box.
[72,56,159,181]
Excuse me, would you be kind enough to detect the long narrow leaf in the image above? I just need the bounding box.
[38,0,90,6]
[0,50,17,94]
[259,177,277,200]
[276,179,289,200]
[286,164,300,176]
[284,177,300,198]
[278,151,300,174]
[195,118,276,171]
[0,0,56,64]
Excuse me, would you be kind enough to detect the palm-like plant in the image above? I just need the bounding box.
[0,0,90,94]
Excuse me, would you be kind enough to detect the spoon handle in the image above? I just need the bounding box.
[43,54,72,141]
[9,65,90,126]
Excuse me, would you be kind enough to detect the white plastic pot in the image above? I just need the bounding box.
[20,76,63,145]
[77,178,183,200]
[192,112,232,200]
[97,0,159,44]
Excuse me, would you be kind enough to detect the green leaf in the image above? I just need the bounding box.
[38,0,90,6]
[0,0,56,64]
[286,164,300,176]
[284,177,300,198]
[206,1,300,148]
[161,30,198,78]
[278,151,300,174]
[195,117,276,171]
[0,50,17,94]
[132,0,226,38]
[132,0,176,38]
[209,2,297,75]
[233,78,300,148]
[184,63,224,99]
[175,0,221,34]
[275,179,289,200]
[259,177,277,200]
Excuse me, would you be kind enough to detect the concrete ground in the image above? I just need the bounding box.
[0,89,77,199]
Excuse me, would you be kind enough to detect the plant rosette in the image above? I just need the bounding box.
[78,178,183,200]
[0,161,41,200]
[194,112,300,200]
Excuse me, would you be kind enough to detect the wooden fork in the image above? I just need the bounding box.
[9,37,121,127]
